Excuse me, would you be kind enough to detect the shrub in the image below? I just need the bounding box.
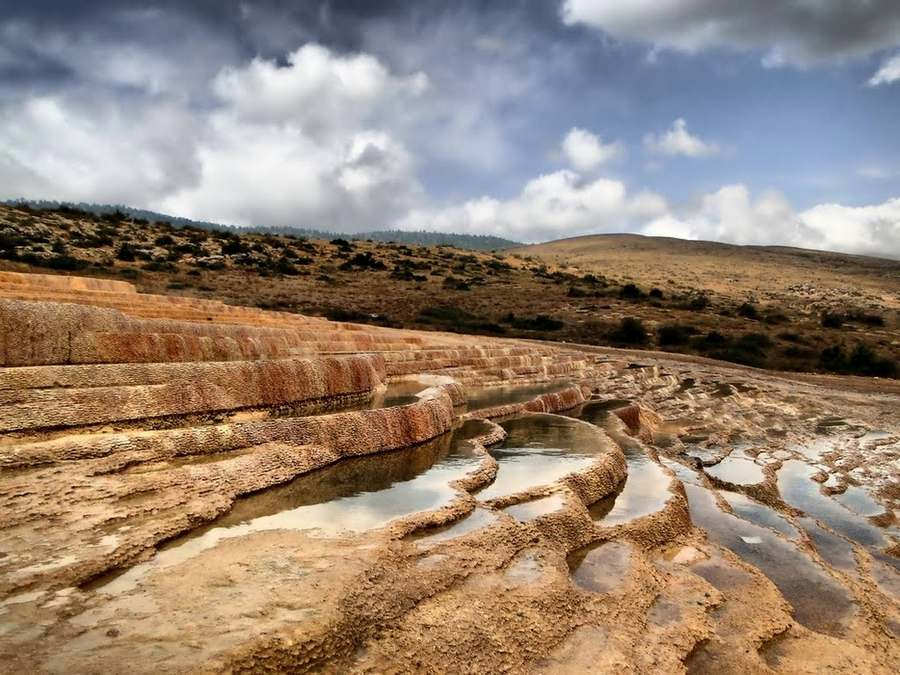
[419,306,506,334]
[707,333,772,368]
[695,331,727,350]
[116,242,136,262]
[0,230,27,249]
[154,234,175,247]
[821,312,843,328]
[582,273,607,287]
[822,343,897,377]
[763,309,789,325]
[777,331,805,343]
[44,254,87,271]
[442,275,471,291]
[737,302,759,320]
[847,343,896,376]
[504,314,564,331]
[339,252,386,271]
[275,256,299,276]
[738,332,773,350]
[220,239,247,255]
[331,238,352,251]
[174,242,203,256]
[844,310,885,327]
[677,292,710,311]
[649,287,664,299]
[567,286,590,298]
[325,307,370,322]
[391,266,427,282]
[142,260,176,272]
[783,345,815,359]
[619,283,644,300]
[657,323,695,346]
[609,317,648,345]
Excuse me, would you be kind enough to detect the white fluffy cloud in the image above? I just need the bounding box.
[0,43,430,231]
[644,118,719,158]
[0,95,201,206]
[396,169,667,242]
[211,45,429,130]
[161,45,428,228]
[642,184,900,258]
[561,0,900,68]
[561,127,623,170]
[868,53,900,86]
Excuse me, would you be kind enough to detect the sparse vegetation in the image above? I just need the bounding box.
[609,317,648,345]
[0,202,896,379]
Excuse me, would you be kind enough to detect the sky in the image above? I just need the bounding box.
[1,1,899,256]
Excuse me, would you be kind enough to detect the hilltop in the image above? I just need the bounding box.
[3,200,519,251]
[1,202,896,378]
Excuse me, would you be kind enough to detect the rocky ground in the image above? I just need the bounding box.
[0,271,897,673]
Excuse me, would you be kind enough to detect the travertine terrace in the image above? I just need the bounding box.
[0,271,897,673]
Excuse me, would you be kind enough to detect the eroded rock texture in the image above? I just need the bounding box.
[0,272,897,673]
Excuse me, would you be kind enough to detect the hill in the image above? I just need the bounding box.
[3,199,519,251]
[1,202,896,378]
[511,233,899,303]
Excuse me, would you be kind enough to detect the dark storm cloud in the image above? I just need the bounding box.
[562,0,900,66]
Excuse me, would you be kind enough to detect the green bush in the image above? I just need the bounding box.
[657,323,695,346]
[503,313,565,331]
[619,283,644,300]
[609,317,648,345]
[442,275,471,291]
[821,312,843,328]
[844,310,885,327]
[116,242,136,262]
[821,343,897,377]
[737,302,759,320]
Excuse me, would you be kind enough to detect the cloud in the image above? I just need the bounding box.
[160,46,429,229]
[561,0,900,67]
[868,52,900,86]
[212,44,428,130]
[0,94,202,206]
[857,166,895,180]
[396,169,667,242]
[641,184,900,258]
[799,199,900,258]
[644,118,719,158]
[0,42,431,231]
[561,127,623,170]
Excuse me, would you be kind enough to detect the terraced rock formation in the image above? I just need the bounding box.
[0,272,897,673]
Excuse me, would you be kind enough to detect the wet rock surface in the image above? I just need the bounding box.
[0,272,898,673]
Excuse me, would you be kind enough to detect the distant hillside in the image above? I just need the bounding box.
[512,233,900,303]
[4,200,519,252]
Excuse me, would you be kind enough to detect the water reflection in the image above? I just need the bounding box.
[464,382,572,411]
[475,415,599,501]
[93,421,489,594]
